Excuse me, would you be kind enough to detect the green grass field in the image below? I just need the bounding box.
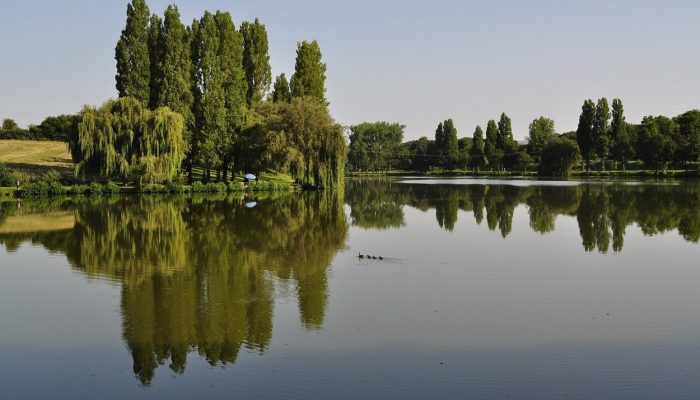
[0,140,73,176]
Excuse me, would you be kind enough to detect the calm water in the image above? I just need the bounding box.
[1,178,700,399]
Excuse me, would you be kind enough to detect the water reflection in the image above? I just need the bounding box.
[0,191,348,384]
[345,178,700,252]
[1,179,700,386]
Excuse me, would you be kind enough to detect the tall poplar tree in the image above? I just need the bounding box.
[290,41,327,102]
[497,113,518,169]
[192,11,226,179]
[240,18,272,105]
[434,122,445,167]
[576,99,596,170]
[443,119,459,169]
[497,113,512,150]
[610,98,633,169]
[115,0,151,104]
[147,13,163,109]
[592,97,611,169]
[484,119,499,168]
[214,11,247,180]
[153,5,194,153]
[470,125,486,169]
[272,73,292,102]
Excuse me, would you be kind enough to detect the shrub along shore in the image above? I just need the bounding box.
[1,179,294,198]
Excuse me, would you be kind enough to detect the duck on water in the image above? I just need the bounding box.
[358,253,383,260]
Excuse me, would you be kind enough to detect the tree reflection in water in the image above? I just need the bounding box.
[1,179,700,383]
[0,191,348,384]
[345,179,700,252]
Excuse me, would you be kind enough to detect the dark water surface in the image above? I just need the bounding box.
[1,178,700,399]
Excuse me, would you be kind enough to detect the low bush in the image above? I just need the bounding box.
[104,182,121,194]
[22,181,51,196]
[49,181,67,195]
[228,182,245,192]
[140,184,168,194]
[86,182,104,196]
[0,164,17,187]
[191,181,205,193]
[165,181,185,193]
[68,184,89,195]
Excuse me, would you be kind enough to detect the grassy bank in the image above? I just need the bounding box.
[0,139,298,197]
[0,140,73,177]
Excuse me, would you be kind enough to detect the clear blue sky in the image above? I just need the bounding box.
[1,0,698,140]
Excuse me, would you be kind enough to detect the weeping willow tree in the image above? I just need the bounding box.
[240,97,345,188]
[72,99,136,180]
[134,107,186,184]
[71,97,185,183]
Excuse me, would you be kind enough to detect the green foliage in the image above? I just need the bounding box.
[147,13,163,109]
[22,181,51,196]
[228,181,245,192]
[241,18,272,105]
[290,41,327,102]
[576,99,596,169]
[192,11,227,172]
[140,183,168,194]
[87,182,105,196]
[538,137,581,176]
[72,98,185,183]
[115,0,151,103]
[152,5,194,153]
[497,113,519,168]
[272,73,292,103]
[42,170,62,183]
[191,181,205,193]
[675,109,700,164]
[68,185,89,195]
[442,119,459,169]
[610,99,634,165]
[49,181,67,195]
[470,126,486,169]
[0,164,18,186]
[2,119,18,131]
[348,122,404,172]
[484,119,499,168]
[105,182,121,194]
[240,97,346,188]
[593,97,611,166]
[636,116,677,169]
[526,116,556,162]
[28,114,79,141]
[204,182,227,193]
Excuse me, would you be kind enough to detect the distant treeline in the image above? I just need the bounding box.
[347,99,700,175]
[3,0,346,187]
[0,116,77,141]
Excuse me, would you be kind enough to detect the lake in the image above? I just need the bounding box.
[1,178,700,399]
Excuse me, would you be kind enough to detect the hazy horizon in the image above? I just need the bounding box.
[1,0,698,141]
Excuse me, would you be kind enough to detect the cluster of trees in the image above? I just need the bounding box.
[348,99,700,176]
[0,116,77,141]
[66,0,345,187]
[347,113,523,173]
[528,98,700,173]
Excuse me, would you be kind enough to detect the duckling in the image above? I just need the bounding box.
[372,256,377,260]
[378,256,384,260]
[358,253,365,259]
